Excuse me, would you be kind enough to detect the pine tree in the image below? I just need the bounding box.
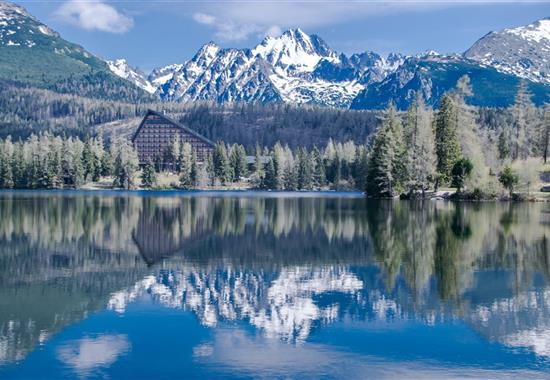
[163,137,180,172]
[213,142,233,185]
[366,103,404,197]
[250,144,264,188]
[82,138,96,182]
[230,144,248,181]
[311,146,326,189]
[205,154,215,186]
[435,94,461,187]
[12,143,26,189]
[112,140,139,189]
[499,166,519,197]
[0,137,14,189]
[451,158,473,193]
[141,159,157,188]
[62,138,84,188]
[180,150,198,189]
[46,136,63,188]
[90,136,105,181]
[498,129,510,161]
[331,153,342,190]
[263,158,277,189]
[296,148,313,190]
[352,146,368,191]
[100,152,114,177]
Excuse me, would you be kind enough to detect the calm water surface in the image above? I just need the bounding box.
[0,191,550,379]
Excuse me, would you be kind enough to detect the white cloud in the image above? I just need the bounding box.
[192,11,265,42]
[190,0,538,42]
[190,1,445,41]
[193,12,216,26]
[57,335,131,377]
[55,0,134,34]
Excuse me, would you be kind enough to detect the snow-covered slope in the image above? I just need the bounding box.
[108,28,399,108]
[465,18,550,84]
[104,19,550,109]
[106,59,156,94]
[0,1,57,47]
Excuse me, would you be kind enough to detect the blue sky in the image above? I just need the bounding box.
[16,1,550,73]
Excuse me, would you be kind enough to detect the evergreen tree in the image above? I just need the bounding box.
[250,144,264,188]
[141,159,157,188]
[100,152,114,177]
[62,138,84,188]
[161,138,179,172]
[205,153,215,186]
[296,148,313,190]
[112,140,139,189]
[213,142,233,184]
[330,153,342,190]
[366,103,404,197]
[12,143,26,189]
[0,138,14,189]
[230,144,248,180]
[263,158,277,189]
[180,150,198,189]
[311,146,326,189]
[352,146,368,191]
[499,166,519,197]
[82,139,96,182]
[435,94,461,187]
[90,136,105,181]
[451,158,473,193]
[498,129,510,161]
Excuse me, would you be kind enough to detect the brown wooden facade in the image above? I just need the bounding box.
[132,110,215,165]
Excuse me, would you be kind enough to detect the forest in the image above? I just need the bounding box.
[0,75,548,198]
[0,78,519,150]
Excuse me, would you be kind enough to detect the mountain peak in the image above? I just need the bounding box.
[0,1,30,18]
[502,17,550,43]
[464,17,550,84]
[252,27,337,74]
[106,59,156,94]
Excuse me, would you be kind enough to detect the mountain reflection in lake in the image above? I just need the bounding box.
[1,192,550,379]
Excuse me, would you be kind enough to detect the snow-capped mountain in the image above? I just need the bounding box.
[0,1,152,101]
[106,59,156,94]
[351,52,550,109]
[100,19,550,109]
[108,28,400,108]
[0,1,57,47]
[465,18,550,84]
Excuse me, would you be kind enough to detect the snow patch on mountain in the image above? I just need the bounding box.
[108,28,403,107]
[107,59,156,94]
[505,18,550,44]
[252,28,338,74]
[0,1,58,47]
[465,18,550,84]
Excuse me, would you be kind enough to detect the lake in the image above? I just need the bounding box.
[0,191,549,379]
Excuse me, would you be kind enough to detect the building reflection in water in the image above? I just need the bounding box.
[0,193,549,366]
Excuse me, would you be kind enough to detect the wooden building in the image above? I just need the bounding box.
[132,110,215,166]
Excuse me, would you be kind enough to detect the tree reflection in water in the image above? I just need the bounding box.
[0,192,549,364]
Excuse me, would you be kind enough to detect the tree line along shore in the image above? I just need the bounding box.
[0,75,548,200]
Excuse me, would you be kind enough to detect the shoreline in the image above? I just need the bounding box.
[0,187,549,201]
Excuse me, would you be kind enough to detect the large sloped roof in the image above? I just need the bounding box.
[132,109,215,147]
